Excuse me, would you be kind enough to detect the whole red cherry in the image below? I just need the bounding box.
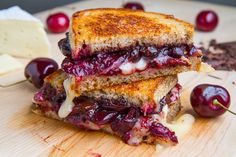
[196,10,218,32]
[24,58,58,88]
[46,12,69,33]
[190,84,232,117]
[123,2,144,11]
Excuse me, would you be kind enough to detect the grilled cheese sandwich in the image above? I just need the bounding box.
[33,70,181,145]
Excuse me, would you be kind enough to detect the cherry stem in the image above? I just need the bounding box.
[213,99,236,116]
[0,79,28,88]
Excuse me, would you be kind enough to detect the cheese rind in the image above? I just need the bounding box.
[0,6,51,58]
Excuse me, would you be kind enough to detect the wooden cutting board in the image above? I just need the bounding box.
[1,0,236,157]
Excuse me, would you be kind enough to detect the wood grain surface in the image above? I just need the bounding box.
[0,0,236,157]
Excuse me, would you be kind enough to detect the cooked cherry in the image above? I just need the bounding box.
[129,49,140,62]
[190,84,232,117]
[58,33,71,57]
[24,58,58,88]
[97,98,129,111]
[150,122,178,143]
[123,2,144,11]
[46,12,69,33]
[61,42,195,77]
[91,110,118,125]
[196,10,218,32]
[73,97,98,114]
[111,107,139,135]
[141,46,158,58]
[168,47,184,58]
[122,132,132,143]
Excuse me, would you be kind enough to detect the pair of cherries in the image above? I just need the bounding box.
[46,2,219,33]
[122,2,219,32]
[45,2,144,33]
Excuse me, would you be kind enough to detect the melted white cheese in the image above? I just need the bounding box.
[155,114,195,151]
[155,144,165,152]
[119,57,147,74]
[162,105,169,122]
[58,78,76,118]
[119,62,134,75]
[164,114,195,138]
[135,57,147,71]
[127,136,142,145]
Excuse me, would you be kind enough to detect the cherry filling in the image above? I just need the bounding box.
[149,122,178,143]
[34,84,181,145]
[59,36,202,77]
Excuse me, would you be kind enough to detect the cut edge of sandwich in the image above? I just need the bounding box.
[32,70,182,146]
[32,98,181,146]
[71,56,201,96]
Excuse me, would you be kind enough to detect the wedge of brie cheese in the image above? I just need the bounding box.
[0,6,50,58]
[0,54,23,75]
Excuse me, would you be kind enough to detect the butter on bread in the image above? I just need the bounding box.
[69,8,194,58]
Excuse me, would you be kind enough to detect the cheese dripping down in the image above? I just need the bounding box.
[160,113,195,138]
[58,78,76,118]
[156,113,195,151]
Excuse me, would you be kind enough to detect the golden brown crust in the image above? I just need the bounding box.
[101,77,166,102]
[70,8,194,57]
[44,69,67,89]
[84,75,177,106]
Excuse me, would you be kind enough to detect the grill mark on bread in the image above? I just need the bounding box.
[70,8,194,58]
[85,14,167,37]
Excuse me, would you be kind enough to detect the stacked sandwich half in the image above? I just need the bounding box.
[32,9,203,146]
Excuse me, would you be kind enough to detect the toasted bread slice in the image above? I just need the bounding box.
[84,74,177,108]
[44,70,177,108]
[70,8,193,58]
